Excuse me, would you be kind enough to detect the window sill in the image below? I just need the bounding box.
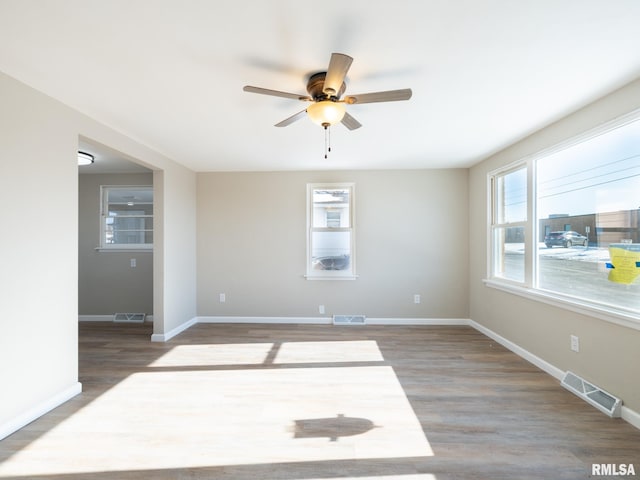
[483,278,640,332]
[305,274,359,281]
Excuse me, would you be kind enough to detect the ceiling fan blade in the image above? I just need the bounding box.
[341,112,362,130]
[275,109,307,127]
[344,88,412,104]
[243,85,311,101]
[323,53,353,97]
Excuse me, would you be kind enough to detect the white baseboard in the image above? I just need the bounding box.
[468,319,564,380]
[367,317,470,326]
[196,316,470,326]
[0,382,82,441]
[196,316,331,324]
[151,317,198,342]
[622,406,640,430]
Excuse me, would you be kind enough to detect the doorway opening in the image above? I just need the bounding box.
[78,138,155,330]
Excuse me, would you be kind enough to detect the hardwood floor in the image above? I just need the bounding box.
[0,322,638,479]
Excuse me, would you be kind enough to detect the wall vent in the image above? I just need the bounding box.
[561,371,621,418]
[113,313,146,323]
[332,315,366,326]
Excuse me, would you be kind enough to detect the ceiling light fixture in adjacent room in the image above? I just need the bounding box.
[78,151,94,166]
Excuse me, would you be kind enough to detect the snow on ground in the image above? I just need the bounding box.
[505,243,612,263]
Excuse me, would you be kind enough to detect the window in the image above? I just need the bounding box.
[488,112,640,324]
[536,116,640,314]
[306,183,356,279]
[100,186,153,250]
[490,165,527,283]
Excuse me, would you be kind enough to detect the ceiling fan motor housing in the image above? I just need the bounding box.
[307,72,346,101]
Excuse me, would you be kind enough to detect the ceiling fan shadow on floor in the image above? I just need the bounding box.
[243,52,412,157]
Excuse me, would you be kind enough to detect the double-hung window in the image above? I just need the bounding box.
[490,165,528,284]
[488,112,640,324]
[306,183,356,279]
[99,185,153,250]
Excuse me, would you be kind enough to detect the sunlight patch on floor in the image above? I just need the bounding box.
[147,340,384,367]
[274,340,384,364]
[148,342,275,366]
[0,366,433,477]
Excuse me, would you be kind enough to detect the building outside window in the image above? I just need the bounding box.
[307,183,356,279]
[100,185,153,250]
[488,112,640,322]
[536,115,640,313]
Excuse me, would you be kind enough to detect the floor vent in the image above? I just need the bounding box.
[332,315,366,326]
[561,371,621,418]
[113,313,146,323]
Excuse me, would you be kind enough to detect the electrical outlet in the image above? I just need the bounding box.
[570,335,579,352]
[219,293,226,303]
[130,258,136,268]
[414,294,421,304]
[319,304,325,314]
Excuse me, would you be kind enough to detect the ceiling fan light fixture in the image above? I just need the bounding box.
[307,100,346,127]
[78,151,94,166]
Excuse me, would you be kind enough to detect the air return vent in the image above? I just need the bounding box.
[113,313,146,323]
[561,371,621,418]
[332,315,366,326]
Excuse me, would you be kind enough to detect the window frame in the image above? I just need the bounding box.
[306,182,357,280]
[485,110,640,330]
[98,185,154,252]
[489,163,530,286]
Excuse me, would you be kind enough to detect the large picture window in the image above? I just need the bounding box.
[306,183,356,279]
[489,113,640,324]
[100,185,153,250]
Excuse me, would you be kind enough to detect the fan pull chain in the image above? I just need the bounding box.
[323,123,331,159]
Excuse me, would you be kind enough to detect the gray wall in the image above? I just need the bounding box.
[78,173,154,315]
[197,169,469,319]
[469,78,640,413]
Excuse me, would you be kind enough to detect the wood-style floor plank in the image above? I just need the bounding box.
[0,322,638,479]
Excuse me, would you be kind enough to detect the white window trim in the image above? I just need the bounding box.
[99,185,153,252]
[484,278,640,332]
[485,109,640,329]
[488,163,530,286]
[305,182,357,280]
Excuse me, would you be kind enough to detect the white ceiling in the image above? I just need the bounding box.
[2,0,640,172]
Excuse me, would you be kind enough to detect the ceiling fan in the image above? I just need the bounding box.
[243,53,412,131]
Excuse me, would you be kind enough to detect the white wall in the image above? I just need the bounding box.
[0,72,80,432]
[469,78,640,414]
[0,72,196,437]
[197,169,469,319]
[153,165,197,336]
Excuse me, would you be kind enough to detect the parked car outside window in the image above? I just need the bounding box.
[544,231,588,248]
